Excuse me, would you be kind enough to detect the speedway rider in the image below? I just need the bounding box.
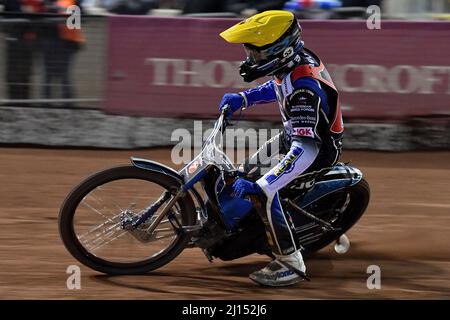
[219,10,344,286]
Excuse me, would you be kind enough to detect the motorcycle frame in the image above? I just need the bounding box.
[129,112,364,233]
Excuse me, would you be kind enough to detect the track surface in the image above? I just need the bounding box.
[1,148,450,299]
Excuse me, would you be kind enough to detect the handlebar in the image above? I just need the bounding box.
[220,104,232,129]
[196,103,245,173]
[221,104,231,115]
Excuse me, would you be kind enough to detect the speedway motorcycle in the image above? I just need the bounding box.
[59,108,370,275]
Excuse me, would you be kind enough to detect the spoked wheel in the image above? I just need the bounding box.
[59,165,196,274]
[296,179,370,256]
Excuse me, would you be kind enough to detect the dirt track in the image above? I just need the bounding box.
[1,147,450,299]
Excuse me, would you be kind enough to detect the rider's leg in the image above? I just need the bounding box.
[249,191,306,286]
[249,138,321,286]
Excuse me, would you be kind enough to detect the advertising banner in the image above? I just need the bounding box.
[105,17,450,120]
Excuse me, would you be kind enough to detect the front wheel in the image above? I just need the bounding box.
[59,165,196,275]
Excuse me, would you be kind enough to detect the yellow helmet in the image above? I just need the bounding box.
[220,10,303,82]
[220,10,295,47]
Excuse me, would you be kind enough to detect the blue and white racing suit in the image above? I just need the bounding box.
[241,48,344,256]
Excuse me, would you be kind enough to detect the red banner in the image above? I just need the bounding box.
[104,17,450,120]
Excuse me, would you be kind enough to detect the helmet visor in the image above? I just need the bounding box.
[244,43,291,64]
[243,34,301,65]
[243,45,269,65]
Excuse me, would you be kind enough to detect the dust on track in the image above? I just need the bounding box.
[1,148,449,299]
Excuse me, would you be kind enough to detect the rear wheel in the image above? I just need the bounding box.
[59,165,196,274]
[295,179,370,256]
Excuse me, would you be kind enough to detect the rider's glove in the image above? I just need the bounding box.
[219,93,247,117]
[232,178,262,199]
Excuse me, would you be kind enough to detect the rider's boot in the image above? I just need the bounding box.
[249,249,306,286]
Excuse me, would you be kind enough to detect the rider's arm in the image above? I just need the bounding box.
[240,80,277,108]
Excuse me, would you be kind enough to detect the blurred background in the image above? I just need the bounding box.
[0,0,450,299]
[0,0,449,150]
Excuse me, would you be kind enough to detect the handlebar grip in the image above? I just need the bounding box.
[221,104,231,115]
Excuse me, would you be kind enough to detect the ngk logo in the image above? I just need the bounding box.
[293,127,314,138]
[145,58,255,89]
